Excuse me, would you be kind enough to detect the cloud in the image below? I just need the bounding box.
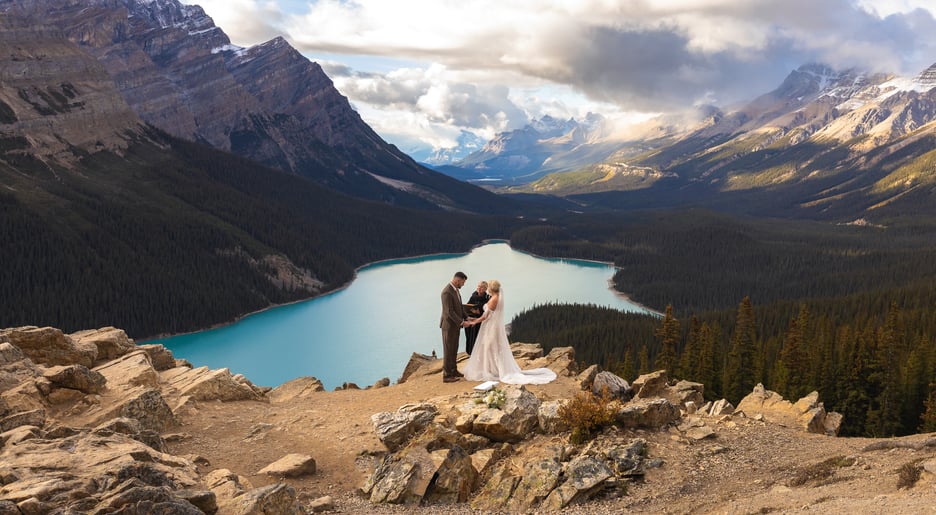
[186,0,286,46]
[184,0,936,150]
[329,64,531,141]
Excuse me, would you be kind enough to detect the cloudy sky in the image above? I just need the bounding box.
[181,0,936,157]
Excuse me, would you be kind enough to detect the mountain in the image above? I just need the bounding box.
[523,62,936,220]
[0,0,508,213]
[0,16,522,337]
[411,129,487,167]
[451,113,622,185]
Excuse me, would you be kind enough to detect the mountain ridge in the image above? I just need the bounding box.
[0,0,510,213]
[514,61,936,220]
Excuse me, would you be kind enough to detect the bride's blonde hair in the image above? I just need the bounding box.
[488,280,501,293]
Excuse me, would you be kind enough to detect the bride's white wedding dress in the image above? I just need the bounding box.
[462,292,557,385]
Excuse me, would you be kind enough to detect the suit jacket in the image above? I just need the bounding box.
[440,283,466,329]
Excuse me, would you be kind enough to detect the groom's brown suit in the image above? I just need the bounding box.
[440,282,466,379]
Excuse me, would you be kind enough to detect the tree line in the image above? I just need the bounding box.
[510,292,936,437]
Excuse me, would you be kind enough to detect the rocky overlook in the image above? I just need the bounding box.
[1,324,936,514]
[0,327,936,514]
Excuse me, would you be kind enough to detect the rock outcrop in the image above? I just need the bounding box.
[0,323,851,513]
[737,383,843,435]
[0,325,304,513]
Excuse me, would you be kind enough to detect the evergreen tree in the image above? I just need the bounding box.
[618,347,636,382]
[698,321,721,400]
[654,304,680,375]
[866,302,903,437]
[679,316,702,381]
[723,296,756,403]
[638,345,650,375]
[776,305,810,399]
[920,382,936,433]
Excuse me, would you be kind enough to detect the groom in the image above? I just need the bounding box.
[440,271,469,383]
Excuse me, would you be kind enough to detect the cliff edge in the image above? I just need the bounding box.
[1,325,935,514]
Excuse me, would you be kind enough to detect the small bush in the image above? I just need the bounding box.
[787,456,855,487]
[558,391,616,444]
[897,461,923,489]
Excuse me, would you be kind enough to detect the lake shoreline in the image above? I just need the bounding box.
[140,238,653,342]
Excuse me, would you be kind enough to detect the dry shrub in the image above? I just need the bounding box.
[558,391,616,444]
[787,456,856,487]
[897,461,923,489]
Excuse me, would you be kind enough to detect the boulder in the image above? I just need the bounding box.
[160,366,264,402]
[0,326,96,368]
[0,432,201,511]
[708,399,735,416]
[0,342,27,367]
[258,454,316,477]
[93,417,166,451]
[42,364,106,394]
[541,455,613,511]
[470,385,541,442]
[136,343,177,371]
[103,389,177,432]
[308,495,334,513]
[506,457,562,512]
[606,439,648,477]
[269,376,325,403]
[672,380,705,408]
[538,399,570,434]
[424,444,478,503]
[614,398,681,429]
[371,377,391,389]
[686,426,716,440]
[371,403,438,452]
[537,346,577,377]
[221,483,302,515]
[632,370,669,398]
[470,460,522,512]
[398,352,435,383]
[69,327,134,362]
[592,371,632,401]
[509,342,545,360]
[0,408,45,433]
[576,364,601,391]
[93,350,159,390]
[363,424,476,505]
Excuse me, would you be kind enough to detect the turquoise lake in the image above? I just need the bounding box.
[151,242,652,389]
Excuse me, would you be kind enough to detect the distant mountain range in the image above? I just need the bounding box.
[0,0,507,213]
[463,62,936,220]
[433,113,622,185]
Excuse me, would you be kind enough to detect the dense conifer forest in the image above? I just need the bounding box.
[0,132,522,338]
[509,210,936,437]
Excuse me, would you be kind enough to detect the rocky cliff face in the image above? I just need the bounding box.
[0,16,144,161]
[0,0,504,211]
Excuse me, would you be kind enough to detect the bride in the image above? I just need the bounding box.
[462,280,557,385]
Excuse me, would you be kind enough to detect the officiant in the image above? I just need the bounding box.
[464,280,490,355]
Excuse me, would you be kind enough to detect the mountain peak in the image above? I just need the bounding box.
[914,62,936,88]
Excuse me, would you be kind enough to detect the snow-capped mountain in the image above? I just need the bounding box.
[523,61,936,219]
[449,113,619,184]
[414,130,487,166]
